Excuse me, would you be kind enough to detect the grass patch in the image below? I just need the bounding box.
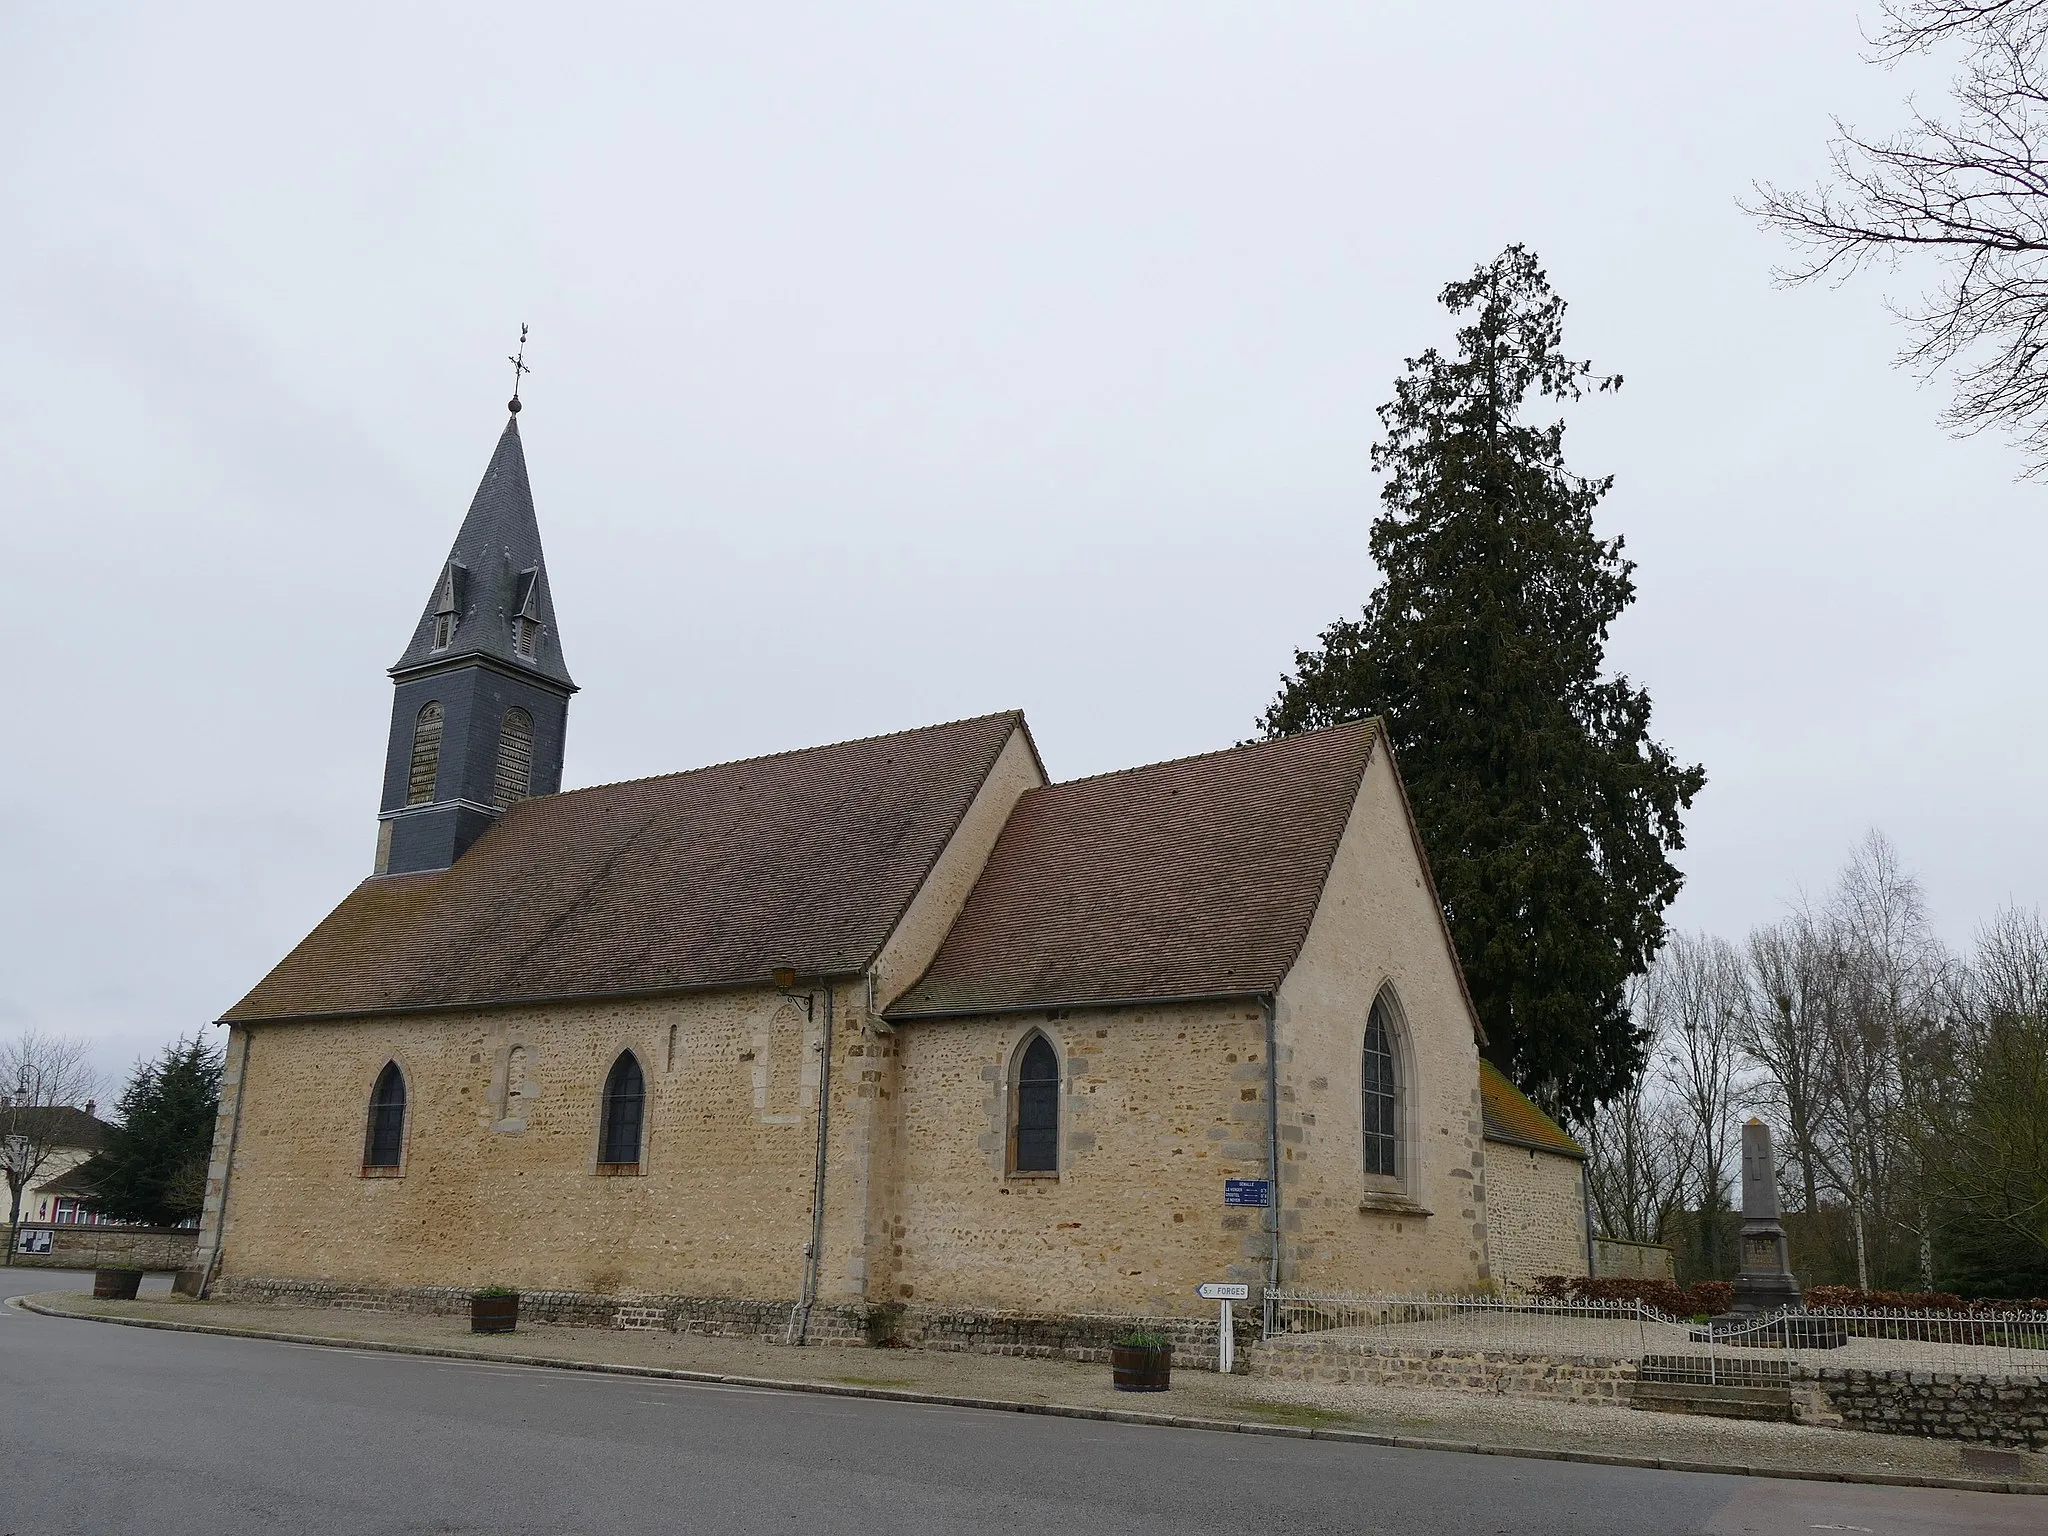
[831,1375,917,1389]
[1241,1401,1363,1430]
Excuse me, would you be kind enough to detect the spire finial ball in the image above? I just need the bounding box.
[507,397,522,414]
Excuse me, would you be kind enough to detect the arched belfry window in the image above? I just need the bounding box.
[1362,992,1401,1179]
[1010,1033,1061,1175]
[363,1062,407,1171]
[493,708,534,808]
[406,703,443,806]
[597,1052,646,1172]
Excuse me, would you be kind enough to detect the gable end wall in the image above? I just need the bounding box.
[1272,742,1490,1294]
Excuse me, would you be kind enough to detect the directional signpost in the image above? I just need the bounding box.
[1196,1281,1250,1373]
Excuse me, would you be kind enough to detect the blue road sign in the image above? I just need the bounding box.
[1223,1178,1271,1207]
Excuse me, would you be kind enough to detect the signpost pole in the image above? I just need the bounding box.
[1218,1298,1233,1374]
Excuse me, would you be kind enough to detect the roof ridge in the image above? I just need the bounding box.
[535,710,1027,803]
[1040,716,1381,792]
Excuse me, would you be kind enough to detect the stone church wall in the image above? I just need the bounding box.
[1483,1143,1588,1292]
[881,999,1275,1316]
[217,986,840,1300]
[1270,744,1491,1296]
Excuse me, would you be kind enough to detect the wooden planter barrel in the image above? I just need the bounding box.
[93,1269,143,1301]
[1110,1343,1172,1392]
[470,1293,519,1334]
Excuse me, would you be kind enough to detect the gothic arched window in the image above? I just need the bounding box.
[1362,992,1400,1179]
[406,703,443,806]
[597,1051,646,1172]
[493,708,534,808]
[1010,1033,1060,1175]
[363,1062,407,1171]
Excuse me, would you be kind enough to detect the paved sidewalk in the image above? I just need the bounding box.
[24,1289,2046,1493]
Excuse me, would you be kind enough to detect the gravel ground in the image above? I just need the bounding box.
[29,1290,2045,1488]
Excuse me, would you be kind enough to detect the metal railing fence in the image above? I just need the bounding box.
[1261,1289,2048,1385]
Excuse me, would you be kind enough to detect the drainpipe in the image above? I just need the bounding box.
[789,981,836,1345]
[1262,994,1282,1300]
[196,1025,252,1301]
[1581,1159,1597,1279]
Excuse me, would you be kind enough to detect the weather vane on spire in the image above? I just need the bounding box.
[507,323,531,414]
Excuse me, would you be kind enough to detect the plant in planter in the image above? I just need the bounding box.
[92,1268,144,1301]
[1109,1330,1172,1392]
[470,1284,519,1334]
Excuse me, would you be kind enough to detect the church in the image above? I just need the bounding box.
[179,404,1589,1344]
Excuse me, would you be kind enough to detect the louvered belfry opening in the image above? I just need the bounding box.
[1363,995,1398,1178]
[406,703,444,806]
[598,1052,645,1170]
[364,1062,407,1170]
[493,708,534,808]
[1012,1034,1060,1174]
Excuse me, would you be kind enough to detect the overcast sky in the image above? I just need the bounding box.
[4,3,2041,1094]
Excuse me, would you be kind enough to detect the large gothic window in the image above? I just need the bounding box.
[597,1052,645,1172]
[493,708,534,808]
[363,1062,407,1171]
[1362,994,1400,1179]
[1011,1034,1060,1175]
[406,703,443,806]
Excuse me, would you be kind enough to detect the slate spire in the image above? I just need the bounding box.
[390,416,574,690]
[373,410,577,876]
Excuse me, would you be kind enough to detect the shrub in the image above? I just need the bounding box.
[473,1284,519,1299]
[1530,1275,1730,1318]
[1115,1331,1169,1350]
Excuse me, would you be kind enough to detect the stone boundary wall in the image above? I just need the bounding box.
[210,1278,1254,1370]
[7,1225,198,1272]
[1250,1334,1635,1401]
[1797,1366,2048,1450]
[1593,1237,1675,1282]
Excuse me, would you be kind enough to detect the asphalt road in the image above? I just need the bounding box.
[0,1270,2034,1536]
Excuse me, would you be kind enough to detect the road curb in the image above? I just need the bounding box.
[12,1294,2043,1497]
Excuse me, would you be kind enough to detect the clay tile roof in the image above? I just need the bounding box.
[1479,1061,1584,1160]
[886,720,1379,1019]
[223,713,1027,1023]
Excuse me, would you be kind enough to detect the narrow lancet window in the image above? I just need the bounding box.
[1012,1034,1060,1174]
[598,1052,645,1171]
[364,1063,407,1171]
[493,708,534,808]
[406,703,444,806]
[1362,995,1399,1178]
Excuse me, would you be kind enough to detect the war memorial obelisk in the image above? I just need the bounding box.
[1729,1117,1803,1315]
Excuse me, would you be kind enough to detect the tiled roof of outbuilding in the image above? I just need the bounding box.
[887,721,1379,1019]
[223,713,1028,1023]
[1480,1060,1585,1160]
[0,1105,109,1152]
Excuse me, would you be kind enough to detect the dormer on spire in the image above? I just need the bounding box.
[373,411,576,876]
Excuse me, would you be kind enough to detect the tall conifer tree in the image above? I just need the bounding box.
[1263,247,1704,1121]
[80,1033,223,1227]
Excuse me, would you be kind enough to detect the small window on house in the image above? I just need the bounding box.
[406,703,443,806]
[1362,995,1399,1179]
[514,616,540,659]
[433,611,456,649]
[1011,1033,1060,1175]
[597,1051,645,1172]
[493,708,534,808]
[364,1062,407,1171]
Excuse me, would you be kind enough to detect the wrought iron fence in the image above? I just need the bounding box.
[1261,1289,2048,1386]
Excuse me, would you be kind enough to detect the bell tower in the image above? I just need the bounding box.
[374,394,576,876]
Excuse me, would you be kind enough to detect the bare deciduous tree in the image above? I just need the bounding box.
[1647,932,1752,1277]
[1580,977,1698,1249]
[0,1029,98,1266]
[1748,1,2048,473]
